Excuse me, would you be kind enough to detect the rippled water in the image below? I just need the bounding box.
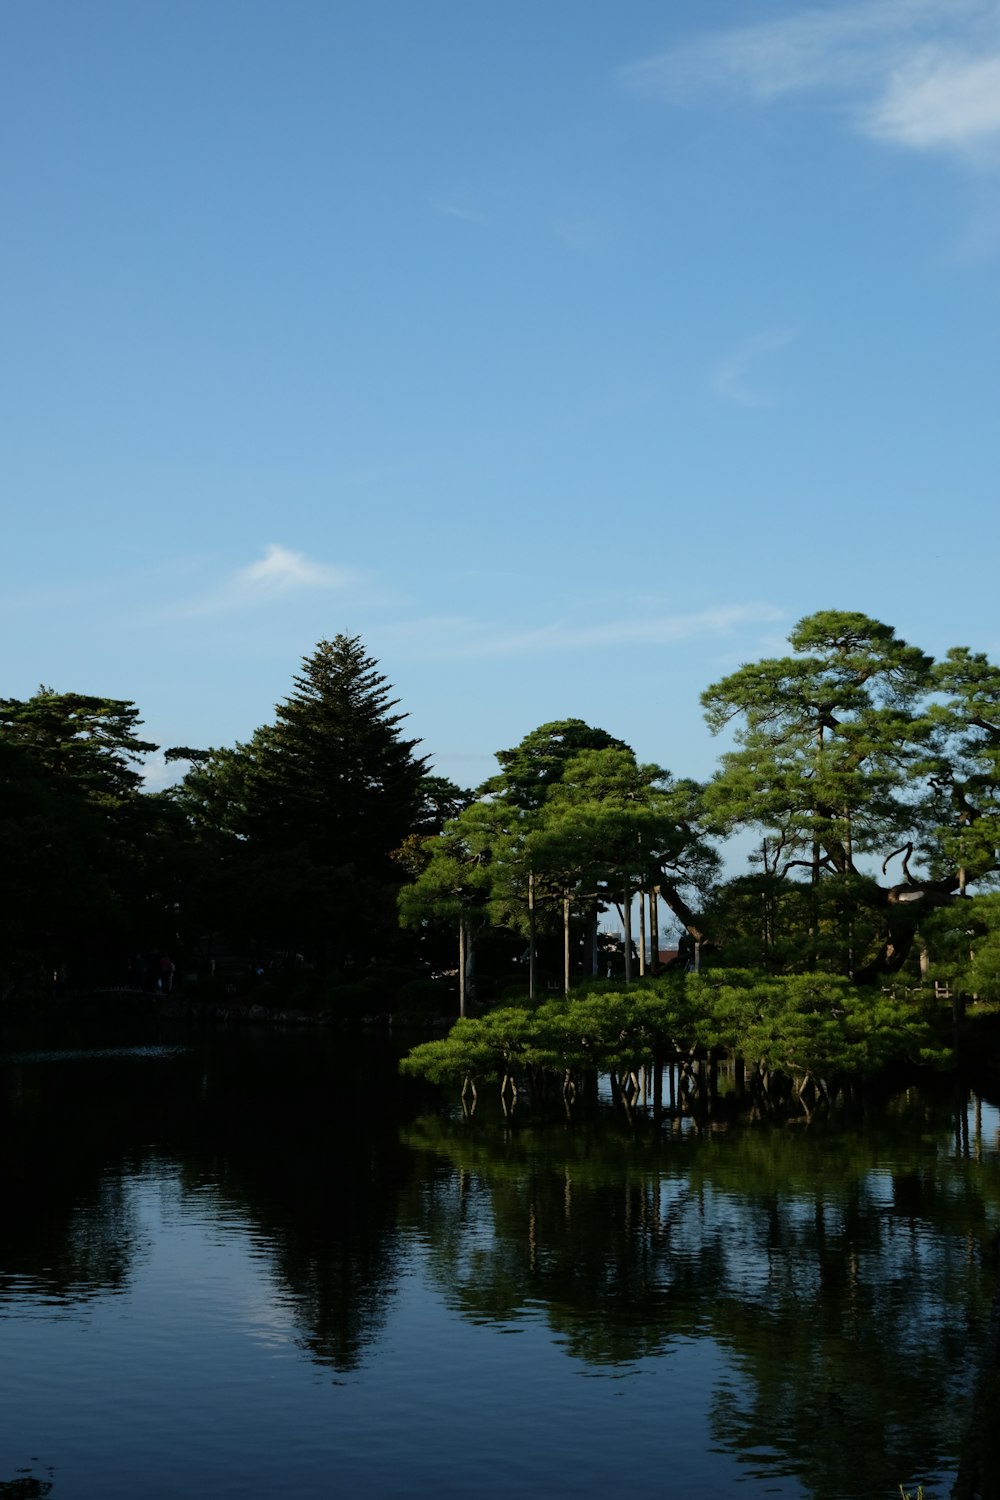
[1,1031,997,1500]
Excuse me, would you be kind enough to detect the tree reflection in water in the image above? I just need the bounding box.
[400,1096,1000,1497]
[0,1035,415,1372]
[2,1036,998,1499]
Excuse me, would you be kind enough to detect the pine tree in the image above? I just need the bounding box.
[0,689,161,991]
[250,636,426,867]
[698,610,984,981]
[190,636,428,964]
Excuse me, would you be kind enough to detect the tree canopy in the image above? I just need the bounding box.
[700,610,1000,980]
[7,610,1000,1016]
[175,635,429,966]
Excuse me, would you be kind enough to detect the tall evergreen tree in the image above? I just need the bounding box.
[182,636,428,965]
[247,636,427,868]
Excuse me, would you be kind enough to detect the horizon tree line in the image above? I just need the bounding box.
[3,610,1000,1007]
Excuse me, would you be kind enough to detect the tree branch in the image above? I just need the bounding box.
[882,843,913,880]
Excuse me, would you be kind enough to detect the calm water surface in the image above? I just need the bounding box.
[1,1030,998,1500]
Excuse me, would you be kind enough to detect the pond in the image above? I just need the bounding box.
[1,1028,998,1500]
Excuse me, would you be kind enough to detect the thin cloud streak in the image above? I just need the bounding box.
[435,200,487,225]
[385,604,786,662]
[712,330,796,409]
[620,0,1000,161]
[620,1,969,101]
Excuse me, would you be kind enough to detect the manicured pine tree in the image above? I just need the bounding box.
[481,717,631,811]
[699,610,971,980]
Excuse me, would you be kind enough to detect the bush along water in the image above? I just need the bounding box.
[399,971,952,1118]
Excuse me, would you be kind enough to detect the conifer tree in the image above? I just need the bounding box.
[183,636,428,965]
[699,610,999,980]
[246,635,427,871]
[0,689,161,990]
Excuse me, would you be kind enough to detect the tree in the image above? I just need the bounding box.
[700,610,1000,981]
[245,636,426,864]
[179,636,428,966]
[398,800,509,1013]
[0,689,157,807]
[399,722,631,1005]
[401,725,718,1002]
[480,718,632,811]
[527,746,718,987]
[921,646,1000,890]
[411,774,474,836]
[478,720,637,993]
[0,689,161,992]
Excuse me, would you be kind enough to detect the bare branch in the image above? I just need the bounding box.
[780,856,836,878]
[882,843,913,879]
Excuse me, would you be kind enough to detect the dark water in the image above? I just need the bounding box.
[1,1030,998,1500]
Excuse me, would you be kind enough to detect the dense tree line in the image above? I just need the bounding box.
[402,610,1000,1008]
[3,611,1000,1023]
[0,638,445,1003]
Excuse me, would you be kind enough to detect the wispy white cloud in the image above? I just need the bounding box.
[175,545,362,616]
[711,330,796,409]
[385,604,785,662]
[236,544,348,596]
[621,1,913,102]
[620,1,1000,162]
[865,47,1000,151]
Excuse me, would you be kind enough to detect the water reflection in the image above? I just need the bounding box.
[1,1035,997,1500]
[0,1478,54,1498]
[398,1101,1000,1495]
[1,1033,417,1371]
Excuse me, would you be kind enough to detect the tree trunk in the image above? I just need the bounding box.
[853,876,961,984]
[638,888,646,977]
[649,888,660,975]
[623,883,633,984]
[458,917,466,1018]
[658,878,711,953]
[465,923,476,1004]
[589,902,599,977]
[528,869,537,1001]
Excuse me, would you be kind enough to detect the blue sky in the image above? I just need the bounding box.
[4,0,999,792]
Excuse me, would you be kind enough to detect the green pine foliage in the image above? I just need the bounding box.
[399,725,718,999]
[700,611,1000,983]
[251,635,427,867]
[177,636,428,968]
[0,691,170,992]
[481,718,632,811]
[399,972,949,1097]
[9,610,1000,1019]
